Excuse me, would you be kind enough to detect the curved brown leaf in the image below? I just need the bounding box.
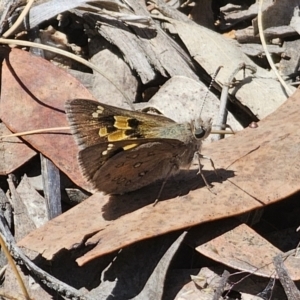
[195,222,300,280]
[0,123,36,174]
[18,89,300,266]
[0,48,95,190]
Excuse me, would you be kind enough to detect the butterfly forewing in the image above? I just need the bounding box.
[65,99,177,149]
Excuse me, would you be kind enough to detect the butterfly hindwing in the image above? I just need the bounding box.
[78,138,188,194]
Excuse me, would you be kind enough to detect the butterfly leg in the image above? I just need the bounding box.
[195,152,217,192]
[153,164,178,206]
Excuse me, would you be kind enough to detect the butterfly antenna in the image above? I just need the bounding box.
[199,66,223,117]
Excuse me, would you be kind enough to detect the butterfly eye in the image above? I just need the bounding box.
[194,126,207,139]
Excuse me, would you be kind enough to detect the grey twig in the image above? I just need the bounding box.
[215,63,256,140]
[213,270,230,300]
[0,213,95,300]
[273,254,300,300]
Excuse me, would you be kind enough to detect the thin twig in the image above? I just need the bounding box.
[257,0,293,96]
[2,0,35,38]
[0,127,70,139]
[0,234,31,299]
[0,38,131,103]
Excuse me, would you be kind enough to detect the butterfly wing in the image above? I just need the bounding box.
[65,99,198,193]
[65,99,177,149]
[78,138,192,194]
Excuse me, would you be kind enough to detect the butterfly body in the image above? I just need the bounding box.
[65,99,211,194]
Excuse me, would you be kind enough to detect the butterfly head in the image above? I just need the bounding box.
[191,117,212,141]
